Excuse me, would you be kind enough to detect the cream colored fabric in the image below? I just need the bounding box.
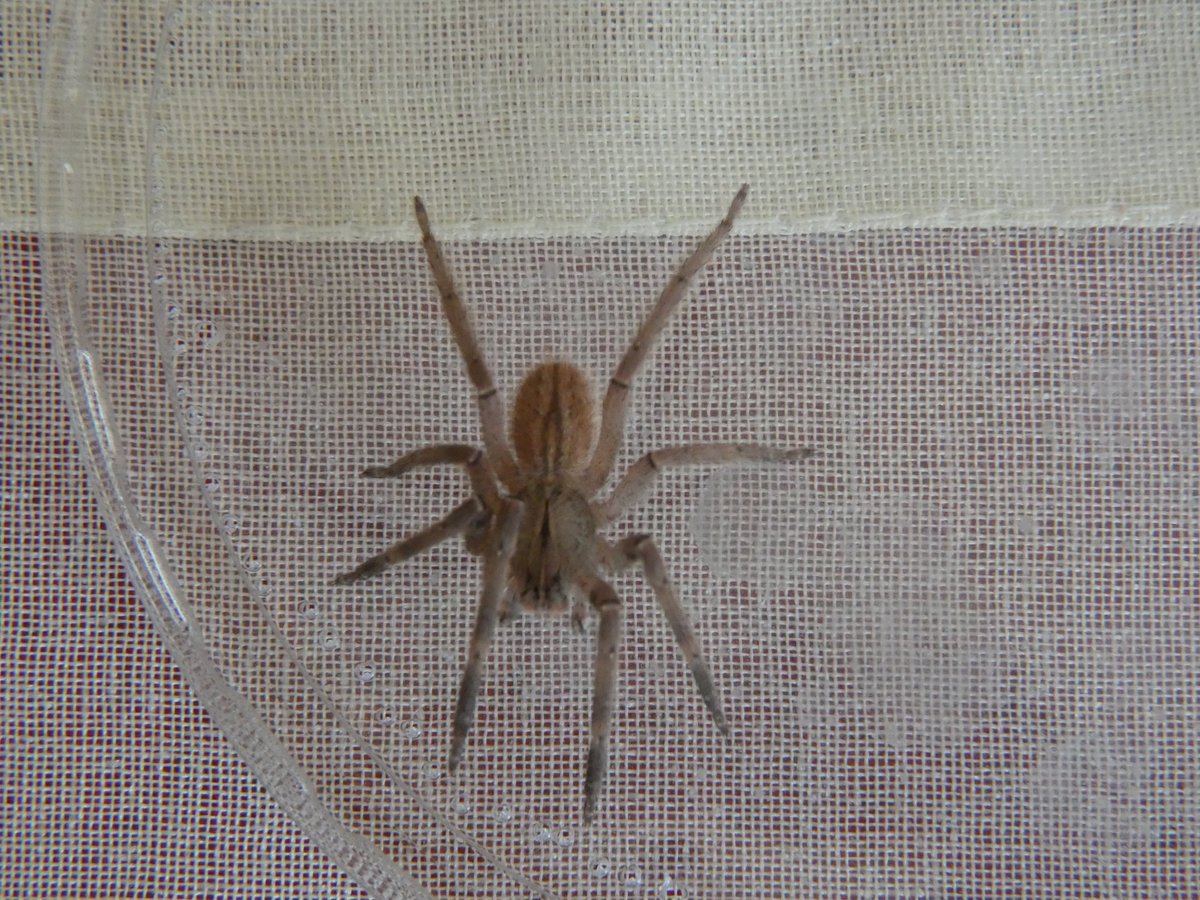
[18,1,1200,897]
[26,0,1200,239]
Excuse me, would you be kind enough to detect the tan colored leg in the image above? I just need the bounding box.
[581,186,749,494]
[449,498,523,773]
[595,442,811,525]
[414,197,520,489]
[578,572,623,823]
[362,443,502,509]
[333,498,481,585]
[603,535,729,734]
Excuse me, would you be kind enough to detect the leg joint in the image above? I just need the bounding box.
[593,594,622,613]
[588,579,622,612]
[623,533,654,556]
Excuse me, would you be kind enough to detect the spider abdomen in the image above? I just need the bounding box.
[510,361,595,476]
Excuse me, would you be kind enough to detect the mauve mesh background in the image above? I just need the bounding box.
[8,2,1200,897]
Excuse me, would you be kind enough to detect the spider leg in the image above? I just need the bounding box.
[580,185,749,495]
[577,571,623,824]
[413,197,520,490]
[362,443,503,510]
[332,498,481,585]
[594,442,813,525]
[449,497,524,773]
[601,535,729,735]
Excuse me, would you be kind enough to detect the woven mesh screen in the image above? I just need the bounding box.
[20,1,1200,897]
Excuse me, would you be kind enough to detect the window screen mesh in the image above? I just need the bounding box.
[17,1,1200,897]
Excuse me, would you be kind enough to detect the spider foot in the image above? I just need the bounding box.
[359,466,385,478]
[497,591,520,624]
[332,559,382,585]
[583,741,607,825]
[713,709,732,736]
[784,446,816,462]
[570,600,589,634]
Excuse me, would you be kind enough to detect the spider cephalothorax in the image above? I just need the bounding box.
[335,186,811,821]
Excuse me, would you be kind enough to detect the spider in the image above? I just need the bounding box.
[334,185,812,821]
